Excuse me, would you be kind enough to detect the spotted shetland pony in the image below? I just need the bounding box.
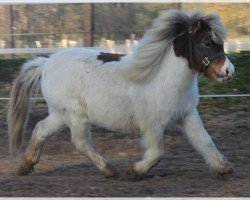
[8,9,234,179]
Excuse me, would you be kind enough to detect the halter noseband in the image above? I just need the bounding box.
[187,27,225,73]
[201,52,225,71]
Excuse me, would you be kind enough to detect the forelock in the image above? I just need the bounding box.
[203,13,227,44]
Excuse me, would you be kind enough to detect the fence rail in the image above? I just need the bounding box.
[0,42,249,55]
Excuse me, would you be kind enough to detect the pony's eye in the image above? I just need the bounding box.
[204,41,212,48]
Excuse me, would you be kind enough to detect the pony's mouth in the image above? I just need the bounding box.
[216,73,234,83]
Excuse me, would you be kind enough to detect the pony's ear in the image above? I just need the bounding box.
[193,19,202,33]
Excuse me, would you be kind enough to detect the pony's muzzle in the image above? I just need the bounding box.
[219,57,235,82]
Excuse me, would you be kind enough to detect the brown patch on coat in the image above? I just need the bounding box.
[173,29,206,73]
[173,33,190,65]
[97,52,125,63]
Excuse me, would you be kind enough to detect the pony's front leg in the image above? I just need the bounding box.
[126,128,164,180]
[18,113,65,175]
[180,109,233,176]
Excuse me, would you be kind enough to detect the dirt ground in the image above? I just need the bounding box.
[0,101,249,197]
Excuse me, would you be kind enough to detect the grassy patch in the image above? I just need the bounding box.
[199,96,250,114]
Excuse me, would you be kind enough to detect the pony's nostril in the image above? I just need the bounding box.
[226,68,230,75]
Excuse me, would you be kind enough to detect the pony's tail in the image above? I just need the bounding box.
[7,57,47,154]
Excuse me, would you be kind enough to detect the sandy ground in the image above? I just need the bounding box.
[0,101,249,197]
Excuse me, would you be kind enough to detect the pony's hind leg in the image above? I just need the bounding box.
[69,118,118,178]
[18,113,65,175]
[126,129,164,180]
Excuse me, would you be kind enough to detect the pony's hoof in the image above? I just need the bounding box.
[17,165,34,176]
[212,161,234,178]
[102,162,118,178]
[125,165,144,181]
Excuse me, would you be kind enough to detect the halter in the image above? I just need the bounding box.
[187,27,225,73]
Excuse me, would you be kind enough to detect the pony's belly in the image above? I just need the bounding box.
[88,109,137,133]
[85,92,136,133]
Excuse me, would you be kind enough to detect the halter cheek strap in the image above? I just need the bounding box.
[188,27,194,67]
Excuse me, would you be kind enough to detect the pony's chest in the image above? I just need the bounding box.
[168,91,198,124]
[147,84,197,125]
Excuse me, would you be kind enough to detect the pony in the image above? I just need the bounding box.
[8,9,235,180]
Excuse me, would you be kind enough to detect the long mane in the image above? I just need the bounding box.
[122,9,226,82]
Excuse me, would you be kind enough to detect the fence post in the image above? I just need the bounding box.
[4,5,14,59]
[171,3,181,9]
[83,3,93,47]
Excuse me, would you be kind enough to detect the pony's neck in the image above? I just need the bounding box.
[157,46,198,90]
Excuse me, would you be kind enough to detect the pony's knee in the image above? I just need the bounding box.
[71,132,90,153]
[70,123,90,151]
[71,136,85,151]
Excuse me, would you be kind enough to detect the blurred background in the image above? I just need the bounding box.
[0,3,249,58]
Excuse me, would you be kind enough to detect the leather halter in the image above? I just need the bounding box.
[188,27,225,73]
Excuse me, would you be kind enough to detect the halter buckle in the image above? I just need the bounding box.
[202,57,210,66]
[188,27,193,34]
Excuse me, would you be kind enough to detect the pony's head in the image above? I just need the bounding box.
[173,10,234,82]
[125,9,235,83]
